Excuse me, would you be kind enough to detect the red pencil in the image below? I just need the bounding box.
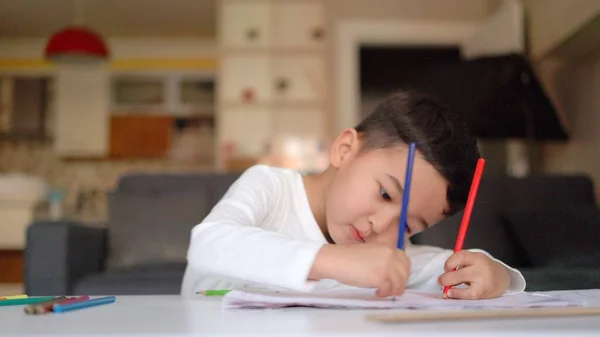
[443,158,486,299]
[51,295,90,311]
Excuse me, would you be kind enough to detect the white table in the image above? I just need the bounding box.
[3,290,600,336]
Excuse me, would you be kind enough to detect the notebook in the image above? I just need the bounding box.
[222,288,584,310]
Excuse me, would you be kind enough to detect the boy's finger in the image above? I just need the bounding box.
[444,250,476,272]
[438,266,476,287]
[446,286,483,300]
[376,280,392,297]
[391,266,407,296]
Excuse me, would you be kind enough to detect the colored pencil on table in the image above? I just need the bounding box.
[397,142,417,250]
[53,296,116,313]
[51,295,91,308]
[0,296,56,307]
[197,290,231,296]
[0,294,28,300]
[443,158,486,299]
[23,296,90,315]
[24,296,68,315]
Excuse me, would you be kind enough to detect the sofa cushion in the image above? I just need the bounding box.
[545,251,600,268]
[74,263,187,295]
[503,205,600,266]
[410,178,529,267]
[411,175,596,268]
[106,189,209,270]
[116,173,241,209]
[519,267,600,291]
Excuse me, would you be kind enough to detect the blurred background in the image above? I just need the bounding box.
[1,0,600,296]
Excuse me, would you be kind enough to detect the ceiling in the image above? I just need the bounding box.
[0,0,217,38]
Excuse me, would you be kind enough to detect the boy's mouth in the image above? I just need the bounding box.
[351,226,366,242]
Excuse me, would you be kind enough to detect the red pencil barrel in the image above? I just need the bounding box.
[454,158,486,252]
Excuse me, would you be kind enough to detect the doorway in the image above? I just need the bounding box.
[357,45,510,175]
[359,46,462,118]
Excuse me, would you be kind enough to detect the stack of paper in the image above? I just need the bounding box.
[222,289,585,310]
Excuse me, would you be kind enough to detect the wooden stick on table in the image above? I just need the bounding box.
[366,307,600,323]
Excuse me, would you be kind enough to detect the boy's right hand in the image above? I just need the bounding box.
[309,243,410,297]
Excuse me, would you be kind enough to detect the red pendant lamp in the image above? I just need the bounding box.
[44,0,109,60]
[45,26,109,60]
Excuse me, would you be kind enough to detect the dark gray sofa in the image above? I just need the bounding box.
[25,172,600,295]
[412,174,600,291]
[25,172,241,296]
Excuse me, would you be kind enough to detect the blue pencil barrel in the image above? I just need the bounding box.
[53,296,116,313]
[397,142,417,249]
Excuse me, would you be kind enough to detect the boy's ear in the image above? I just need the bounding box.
[330,128,360,168]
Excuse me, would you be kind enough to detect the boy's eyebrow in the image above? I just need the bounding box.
[386,174,403,194]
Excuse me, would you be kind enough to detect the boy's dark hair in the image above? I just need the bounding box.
[354,90,480,216]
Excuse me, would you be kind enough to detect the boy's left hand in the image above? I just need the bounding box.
[438,251,510,300]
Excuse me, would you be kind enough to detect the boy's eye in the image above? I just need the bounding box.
[379,186,392,201]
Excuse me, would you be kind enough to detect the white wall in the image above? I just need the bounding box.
[539,52,600,202]
[322,0,499,137]
[325,0,496,22]
[523,0,600,59]
[0,38,216,61]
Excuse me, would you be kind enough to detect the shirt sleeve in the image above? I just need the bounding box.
[186,165,326,292]
[405,243,527,294]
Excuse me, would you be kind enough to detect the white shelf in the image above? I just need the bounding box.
[112,104,214,117]
[219,101,324,109]
[218,48,324,55]
[217,0,327,169]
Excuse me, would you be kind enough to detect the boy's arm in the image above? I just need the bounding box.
[186,166,326,292]
[405,243,526,293]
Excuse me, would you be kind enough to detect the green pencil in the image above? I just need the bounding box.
[0,296,57,307]
[197,290,231,296]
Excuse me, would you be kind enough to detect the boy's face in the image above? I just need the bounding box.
[325,129,449,247]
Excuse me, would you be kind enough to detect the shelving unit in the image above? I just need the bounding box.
[0,75,51,141]
[107,72,216,161]
[110,73,215,117]
[216,0,327,170]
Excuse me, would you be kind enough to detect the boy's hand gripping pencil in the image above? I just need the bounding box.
[443,158,486,299]
[397,143,417,250]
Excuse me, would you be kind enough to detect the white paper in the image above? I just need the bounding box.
[222,288,584,310]
[549,289,600,306]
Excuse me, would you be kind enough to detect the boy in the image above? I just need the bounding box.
[181,91,526,299]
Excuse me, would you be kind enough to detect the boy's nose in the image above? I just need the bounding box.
[369,214,396,234]
[360,221,373,237]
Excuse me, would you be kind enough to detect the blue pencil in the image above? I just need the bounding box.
[397,143,417,249]
[53,296,116,313]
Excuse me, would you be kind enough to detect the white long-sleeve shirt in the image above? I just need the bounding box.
[181,165,526,296]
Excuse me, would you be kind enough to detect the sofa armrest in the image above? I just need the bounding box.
[24,220,107,296]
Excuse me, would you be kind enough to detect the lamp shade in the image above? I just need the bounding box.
[45,26,109,59]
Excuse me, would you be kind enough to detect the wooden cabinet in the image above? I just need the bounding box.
[218,106,272,156]
[272,2,325,48]
[217,0,326,168]
[109,115,173,158]
[220,1,324,50]
[220,55,273,103]
[54,63,110,157]
[273,107,324,138]
[220,1,272,49]
[220,55,325,105]
[0,250,23,283]
[0,77,50,140]
[111,74,215,117]
[108,73,215,161]
[272,55,324,103]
